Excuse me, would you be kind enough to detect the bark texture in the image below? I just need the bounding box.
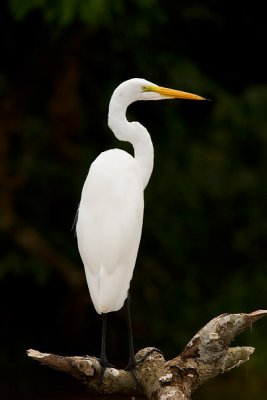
[28,310,267,399]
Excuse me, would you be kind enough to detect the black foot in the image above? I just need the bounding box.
[136,347,163,365]
[125,359,141,387]
[98,358,114,385]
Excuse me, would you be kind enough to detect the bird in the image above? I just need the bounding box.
[76,78,206,381]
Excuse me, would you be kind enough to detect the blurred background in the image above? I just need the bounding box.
[0,1,266,399]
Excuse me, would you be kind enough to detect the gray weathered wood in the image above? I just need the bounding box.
[27,310,267,399]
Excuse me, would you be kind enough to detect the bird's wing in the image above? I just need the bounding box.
[76,149,144,313]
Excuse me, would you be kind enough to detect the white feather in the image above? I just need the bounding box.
[76,78,204,315]
[76,149,144,313]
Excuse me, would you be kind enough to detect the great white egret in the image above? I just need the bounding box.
[76,78,206,381]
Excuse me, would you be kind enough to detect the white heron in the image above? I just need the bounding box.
[76,78,206,381]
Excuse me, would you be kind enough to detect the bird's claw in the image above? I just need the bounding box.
[97,358,115,385]
[135,347,163,365]
[124,347,163,387]
[125,360,141,387]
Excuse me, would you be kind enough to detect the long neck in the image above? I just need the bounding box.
[108,96,154,189]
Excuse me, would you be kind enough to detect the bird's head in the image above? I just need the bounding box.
[112,78,206,105]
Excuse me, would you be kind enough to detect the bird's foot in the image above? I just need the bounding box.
[125,347,163,387]
[98,357,114,385]
[125,358,141,387]
[136,347,163,365]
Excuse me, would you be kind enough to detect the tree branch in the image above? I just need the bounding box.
[27,310,267,399]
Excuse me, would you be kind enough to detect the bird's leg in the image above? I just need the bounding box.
[126,292,136,368]
[125,292,141,385]
[125,293,163,385]
[98,313,113,384]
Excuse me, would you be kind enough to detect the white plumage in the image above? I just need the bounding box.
[76,78,205,315]
[76,149,144,313]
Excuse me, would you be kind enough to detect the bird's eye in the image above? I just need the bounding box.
[141,85,147,92]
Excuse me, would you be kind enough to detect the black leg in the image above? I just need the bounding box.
[125,292,141,386]
[99,313,113,384]
[126,292,136,369]
[100,313,108,363]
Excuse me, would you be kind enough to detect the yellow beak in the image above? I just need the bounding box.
[154,85,207,101]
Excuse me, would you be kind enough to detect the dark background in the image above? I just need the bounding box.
[0,1,266,399]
